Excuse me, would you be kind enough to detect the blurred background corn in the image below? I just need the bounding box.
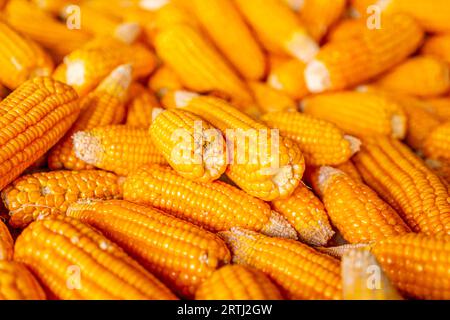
[267,59,309,100]
[0,261,46,300]
[424,122,450,163]
[422,34,450,65]
[0,220,13,261]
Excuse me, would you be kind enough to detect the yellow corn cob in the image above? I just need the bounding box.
[248,81,297,114]
[73,125,167,176]
[0,261,46,300]
[195,265,283,300]
[124,164,298,239]
[53,38,156,97]
[313,166,411,244]
[150,109,227,182]
[66,199,230,298]
[234,0,318,62]
[422,34,450,65]
[0,220,13,261]
[299,0,346,41]
[262,111,361,166]
[353,137,450,235]
[267,59,310,100]
[425,97,450,122]
[327,19,366,42]
[48,65,132,171]
[148,65,183,98]
[0,77,80,191]
[371,233,450,299]
[305,14,423,93]
[424,122,450,163]
[0,22,53,89]
[164,92,305,201]
[219,228,342,299]
[192,0,266,80]
[154,24,252,106]
[126,84,161,128]
[333,161,363,183]
[376,56,450,98]
[31,0,80,13]
[302,91,407,139]
[270,182,334,246]
[4,0,91,58]
[14,215,178,300]
[1,170,123,229]
[341,248,403,300]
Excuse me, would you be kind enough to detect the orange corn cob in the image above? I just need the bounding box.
[0,77,79,191]
[126,84,161,128]
[302,91,407,139]
[262,111,361,166]
[327,19,366,42]
[219,228,342,300]
[0,220,13,261]
[66,199,231,298]
[341,248,403,300]
[304,14,423,93]
[248,81,297,114]
[53,38,156,97]
[192,0,266,80]
[14,215,177,300]
[164,91,305,201]
[371,233,450,299]
[148,65,183,98]
[195,265,282,300]
[299,0,346,41]
[424,122,450,163]
[422,34,450,65]
[73,125,167,176]
[3,0,91,57]
[124,164,298,239]
[1,170,123,229]
[150,109,227,182]
[0,22,53,89]
[154,24,252,106]
[48,64,132,171]
[353,137,450,235]
[270,182,334,246]
[313,166,410,244]
[425,97,450,122]
[234,0,318,62]
[375,56,450,98]
[267,59,309,100]
[0,261,46,300]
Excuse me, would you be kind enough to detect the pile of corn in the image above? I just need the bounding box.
[0,0,450,301]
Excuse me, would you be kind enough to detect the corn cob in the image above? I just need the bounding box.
[270,182,334,246]
[0,77,80,191]
[424,122,450,163]
[31,0,80,14]
[126,84,161,128]
[262,111,361,166]
[267,59,309,100]
[219,228,342,299]
[375,56,450,98]
[302,91,407,139]
[148,65,183,98]
[422,34,450,65]
[150,109,227,182]
[14,215,177,300]
[53,38,156,97]
[0,220,13,261]
[313,166,411,244]
[327,19,366,42]
[248,81,297,114]
[124,164,297,239]
[341,248,403,300]
[3,0,91,58]
[0,261,46,300]
[425,159,450,189]
[73,125,167,176]
[425,97,450,122]
[66,199,230,298]
[333,161,363,183]
[371,233,450,299]
[1,170,123,229]
[195,265,282,300]
[0,22,53,89]
[305,14,423,93]
[164,91,305,201]
[234,0,318,62]
[154,24,252,106]
[299,0,346,41]
[353,137,450,235]
[48,65,132,171]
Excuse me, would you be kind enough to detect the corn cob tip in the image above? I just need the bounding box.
[425,158,444,170]
[115,22,141,44]
[218,228,256,265]
[98,64,133,99]
[304,60,331,93]
[285,32,319,63]
[151,107,165,122]
[391,114,406,139]
[267,74,283,91]
[262,164,303,198]
[140,0,170,10]
[64,59,86,87]
[261,211,298,240]
[344,135,362,156]
[173,90,200,108]
[316,166,343,195]
[72,131,102,166]
[316,243,372,259]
